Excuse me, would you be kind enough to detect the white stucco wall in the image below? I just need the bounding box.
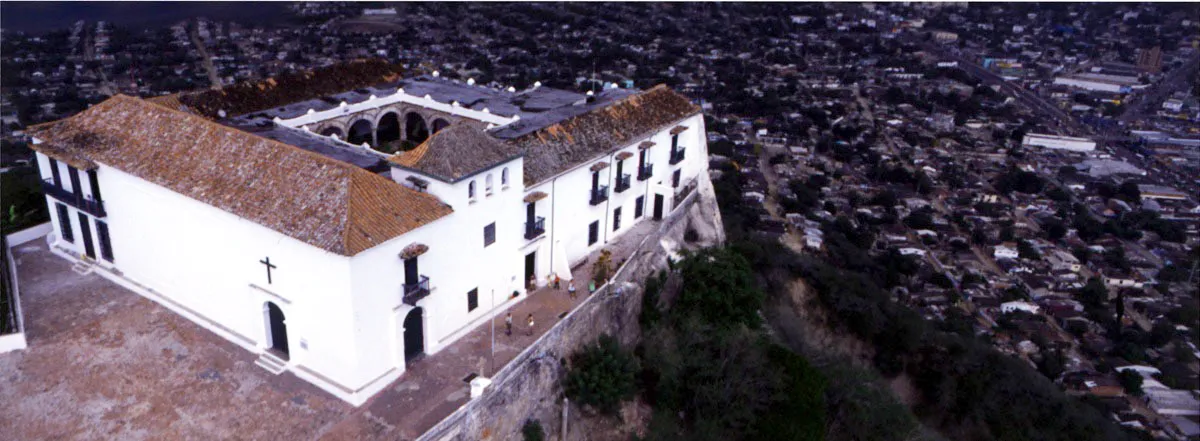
[528,113,709,267]
[373,157,528,363]
[35,153,391,402]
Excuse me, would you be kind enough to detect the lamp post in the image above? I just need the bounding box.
[489,288,495,376]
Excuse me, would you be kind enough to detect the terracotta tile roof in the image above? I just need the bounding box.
[28,95,451,256]
[388,124,516,182]
[523,191,548,203]
[176,59,406,119]
[145,93,187,112]
[504,85,700,186]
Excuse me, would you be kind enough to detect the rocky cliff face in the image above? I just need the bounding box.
[418,174,723,441]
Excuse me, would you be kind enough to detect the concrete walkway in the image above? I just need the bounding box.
[0,217,661,440]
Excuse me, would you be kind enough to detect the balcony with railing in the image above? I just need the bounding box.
[41,179,106,218]
[402,275,431,306]
[589,185,609,206]
[669,148,686,165]
[613,174,632,193]
[638,163,654,181]
[525,216,546,240]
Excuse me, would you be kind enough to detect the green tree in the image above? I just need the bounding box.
[521,419,545,441]
[1117,369,1144,396]
[564,334,640,415]
[1079,278,1109,309]
[1117,181,1141,204]
[1018,240,1041,260]
[676,247,764,329]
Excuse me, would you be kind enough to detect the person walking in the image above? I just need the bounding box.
[526,313,535,336]
[567,281,577,299]
[505,312,513,337]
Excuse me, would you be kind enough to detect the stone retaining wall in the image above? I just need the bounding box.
[417,174,723,441]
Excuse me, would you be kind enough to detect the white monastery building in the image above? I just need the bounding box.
[28,63,708,406]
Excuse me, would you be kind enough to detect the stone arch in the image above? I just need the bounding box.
[431,118,451,134]
[404,112,430,143]
[402,307,425,362]
[376,112,401,149]
[319,125,345,139]
[347,118,374,146]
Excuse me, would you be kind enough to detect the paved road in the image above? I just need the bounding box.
[1118,51,1200,124]
[929,45,1088,136]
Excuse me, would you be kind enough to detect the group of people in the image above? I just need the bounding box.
[504,312,534,337]
[510,273,601,338]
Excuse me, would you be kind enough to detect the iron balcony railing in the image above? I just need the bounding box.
[525,216,546,240]
[669,148,686,165]
[638,163,654,181]
[402,275,431,306]
[614,174,632,193]
[42,179,106,218]
[589,185,610,206]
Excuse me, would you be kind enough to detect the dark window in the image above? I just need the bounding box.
[672,170,682,188]
[635,196,645,218]
[68,166,82,195]
[56,203,73,242]
[88,169,103,202]
[96,221,114,262]
[613,207,622,231]
[671,134,679,150]
[49,158,62,187]
[483,222,496,247]
[588,221,599,245]
[467,288,479,312]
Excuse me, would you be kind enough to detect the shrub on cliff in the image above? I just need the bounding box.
[675,247,764,329]
[521,419,544,441]
[564,333,640,415]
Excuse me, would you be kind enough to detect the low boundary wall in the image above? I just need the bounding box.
[417,175,723,441]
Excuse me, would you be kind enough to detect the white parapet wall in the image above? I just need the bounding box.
[276,88,518,129]
[0,223,44,354]
[0,333,27,353]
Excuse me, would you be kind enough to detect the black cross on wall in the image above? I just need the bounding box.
[260,257,277,284]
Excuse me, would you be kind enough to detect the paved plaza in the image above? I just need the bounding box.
[0,218,659,440]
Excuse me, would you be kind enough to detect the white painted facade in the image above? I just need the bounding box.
[33,108,708,407]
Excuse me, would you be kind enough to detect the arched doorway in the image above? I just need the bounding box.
[376,112,401,150]
[431,118,451,134]
[265,302,289,359]
[403,307,424,363]
[347,119,374,146]
[320,126,344,139]
[404,112,429,143]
